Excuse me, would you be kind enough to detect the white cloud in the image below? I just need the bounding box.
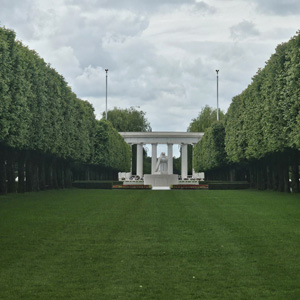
[191,1,217,14]
[230,20,260,41]
[250,0,300,16]
[67,0,197,14]
[0,0,299,133]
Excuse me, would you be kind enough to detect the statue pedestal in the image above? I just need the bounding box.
[144,174,178,187]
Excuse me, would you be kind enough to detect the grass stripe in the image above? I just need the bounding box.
[0,190,300,299]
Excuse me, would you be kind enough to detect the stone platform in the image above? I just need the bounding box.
[144,174,178,187]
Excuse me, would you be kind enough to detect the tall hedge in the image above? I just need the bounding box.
[193,32,300,191]
[193,121,227,172]
[0,26,130,194]
[93,120,131,171]
[225,33,300,161]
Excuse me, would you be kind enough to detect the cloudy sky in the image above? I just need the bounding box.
[1,0,299,133]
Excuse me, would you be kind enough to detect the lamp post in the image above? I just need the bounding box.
[105,69,108,120]
[216,69,219,121]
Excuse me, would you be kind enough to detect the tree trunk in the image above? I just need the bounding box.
[7,151,16,193]
[256,163,263,190]
[18,153,25,193]
[291,151,299,193]
[0,146,7,195]
[52,159,59,189]
[45,158,52,189]
[277,155,284,192]
[85,165,90,181]
[230,167,236,182]
[283,167,290,193]
[57,160,64,189]
[251,164,257,189]
[272,163,279,191]
[266,163,273,190]
[283,155,290,193]
[64,162,73,188]
[32,157,40,192]
[39,156,46,190]
[249,165,254,188]
[260,161,267,191]
[26,156,33,192]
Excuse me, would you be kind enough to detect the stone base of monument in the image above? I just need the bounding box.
[144,174,179,187]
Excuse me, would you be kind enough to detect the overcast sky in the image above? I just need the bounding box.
[1,0,299,133]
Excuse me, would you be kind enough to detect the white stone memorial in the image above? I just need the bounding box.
[119,132,204,187]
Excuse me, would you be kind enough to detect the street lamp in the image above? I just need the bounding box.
[216,69,219,122]
[105,69,108,120]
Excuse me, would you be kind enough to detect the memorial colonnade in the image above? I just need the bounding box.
[119,132,204,178]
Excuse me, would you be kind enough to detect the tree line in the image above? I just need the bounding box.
[0,26,131,194]
[193,32,300,192]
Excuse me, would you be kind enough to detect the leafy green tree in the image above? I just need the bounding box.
[188,106,225,132]
[224,94,247,163]
[93,120,131,171]
[0,28,15,145]
[223,32,300,191]
[194,121,227,172]
[0,26,133,193]
[188,32,300,190]
[103,106,152,174]
[188,106,225,176]
[103,106,152,132]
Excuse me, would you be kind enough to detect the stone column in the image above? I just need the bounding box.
[151,143,157,174]
[192,143,195,178]
[129,143,133,175]
[136,143,144,177]
[181,143,188,179]
[168,143,173,175]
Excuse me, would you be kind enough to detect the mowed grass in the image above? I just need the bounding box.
[1,190,300,299]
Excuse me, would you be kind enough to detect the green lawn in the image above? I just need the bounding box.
[1,189,300,299]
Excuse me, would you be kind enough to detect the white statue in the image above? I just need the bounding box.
[155,152,168,174]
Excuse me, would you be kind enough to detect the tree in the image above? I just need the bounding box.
[188,106,225,132]
[194,121,227,172]
[93,120,131,171]
[223,32,300,191]
[103,106,152,175]
[0,26,133,192]
[103,106,152,132]
[187,106,225,176]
